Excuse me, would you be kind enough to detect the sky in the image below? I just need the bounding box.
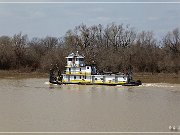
[0,0,180,40]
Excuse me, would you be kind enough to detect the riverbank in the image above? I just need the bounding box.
[0,70,48,79]
[0,70,180,83]
[134,73,180,84]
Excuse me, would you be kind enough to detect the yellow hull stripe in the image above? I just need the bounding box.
[62,80,126,84]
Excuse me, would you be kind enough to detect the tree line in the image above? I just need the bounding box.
[0,23,180,74]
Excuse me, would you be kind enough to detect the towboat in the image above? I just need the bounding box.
[49,52,141,86]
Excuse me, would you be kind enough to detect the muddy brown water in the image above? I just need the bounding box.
[0,78,180,134]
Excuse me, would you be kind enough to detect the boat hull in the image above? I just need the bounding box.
[49,81,142,86]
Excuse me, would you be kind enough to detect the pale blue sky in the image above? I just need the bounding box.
[0,1,180,40]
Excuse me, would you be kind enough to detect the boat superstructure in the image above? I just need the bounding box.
[49,51,141,86]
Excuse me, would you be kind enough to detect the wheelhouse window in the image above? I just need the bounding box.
[68,58,72,61]
[79,58,84,61]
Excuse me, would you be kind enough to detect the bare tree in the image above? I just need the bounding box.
[12,33,28,69]
[163,28,180,54]
[163,28,180,73]
[0,36,15,69]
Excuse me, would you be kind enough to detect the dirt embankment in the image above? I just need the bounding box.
[0,70,180,84]
[0,70,48,79]
[134,73,180,84]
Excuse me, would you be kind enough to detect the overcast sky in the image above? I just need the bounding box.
[0,0,180,39]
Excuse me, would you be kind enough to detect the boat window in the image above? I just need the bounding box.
[80,68,81,71]
[85,76,86,79]
[79,58,84,61]
[95,78,97,80]
[69,68,71,71]
[74,76,76,79]
[68,58,72,61]
[80,76,81,79]
[87,66,89,69]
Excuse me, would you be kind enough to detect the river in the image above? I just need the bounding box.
[0,78,180,134]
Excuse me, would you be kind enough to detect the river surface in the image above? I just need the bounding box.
[0,78,180,134]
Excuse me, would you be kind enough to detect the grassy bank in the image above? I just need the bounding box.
[0,70,48,79]
[0,70,180,84]
[134,73,180,84]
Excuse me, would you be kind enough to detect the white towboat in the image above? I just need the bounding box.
[49,51,141,86]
